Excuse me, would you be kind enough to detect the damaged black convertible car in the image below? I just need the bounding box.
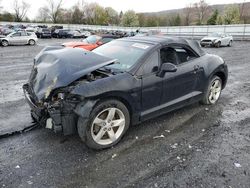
[23,36,228,149]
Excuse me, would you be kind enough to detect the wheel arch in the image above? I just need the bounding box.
[89,91,140,125]
[213,71,227,89]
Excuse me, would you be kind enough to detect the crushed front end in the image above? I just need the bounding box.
[23,83,79,135]
[23,47,116,135]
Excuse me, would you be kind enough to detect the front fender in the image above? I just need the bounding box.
[74,100,98,119]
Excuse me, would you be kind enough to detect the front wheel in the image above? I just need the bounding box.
[228,40,232,47]
[201,76,222,105]
[78,99,130,150]
[1,40,9,47]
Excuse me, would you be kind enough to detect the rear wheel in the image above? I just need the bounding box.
[29,39,36,45]
[201,76,222,105]
[1,40,8,47]
[78,99,130,150]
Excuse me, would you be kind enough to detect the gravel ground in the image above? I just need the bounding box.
[0,39,250,188]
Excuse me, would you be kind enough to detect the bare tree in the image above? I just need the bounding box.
[194,0,210,25]
[46,0,63,23]
[13,0,30,22]
[0,0,3,13]
[36,7,50,22]
[183,4,193,26]
[239,0,249,24]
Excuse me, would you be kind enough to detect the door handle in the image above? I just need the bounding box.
[194,65,200,71]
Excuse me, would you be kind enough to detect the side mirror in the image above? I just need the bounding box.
[157,63,177,77]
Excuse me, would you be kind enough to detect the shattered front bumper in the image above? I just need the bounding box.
[23,84,78,135]
[23,84,46,122]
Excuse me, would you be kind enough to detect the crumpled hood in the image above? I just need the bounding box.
[201,36,220,41]
[29,46,115,101]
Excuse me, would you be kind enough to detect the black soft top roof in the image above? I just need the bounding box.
[120,36,206,56]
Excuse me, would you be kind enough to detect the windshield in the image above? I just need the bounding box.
[209,33,222,37]
[93,40,153,71]
[82,35,101,44]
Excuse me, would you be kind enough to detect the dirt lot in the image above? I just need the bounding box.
[0,39,250,188]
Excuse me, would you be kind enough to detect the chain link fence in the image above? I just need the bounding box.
[1,21,250,40]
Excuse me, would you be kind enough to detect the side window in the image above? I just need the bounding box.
[175,47,197,64]
[12,32,21,37]
[160,47,179,65]
[141,51,159,75]
[21,32,27,36]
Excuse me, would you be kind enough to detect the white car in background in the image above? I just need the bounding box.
[0,31,38,47]
[200,32,233,47]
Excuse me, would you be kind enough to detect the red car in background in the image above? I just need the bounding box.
[62,35,120,51]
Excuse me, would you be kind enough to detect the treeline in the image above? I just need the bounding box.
[0,0,250,26]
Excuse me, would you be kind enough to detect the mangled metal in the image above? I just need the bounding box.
[30,47,116,101]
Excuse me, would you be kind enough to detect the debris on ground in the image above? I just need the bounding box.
[111,154,117,159]
[165,130,171,133]
[188,145,192,149]
[205,108,209,111]
[153,134,165,139]
[27,181,33,185]
[234,162,242,168]
[170,143,178,149]
[135,136,138,140]
[202,129,205,132]
[15,165,20,169]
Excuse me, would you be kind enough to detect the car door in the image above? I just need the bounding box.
[160,45,201,108]
[9,32,21,45]
[138,50,163,120]
[20,31,29,44]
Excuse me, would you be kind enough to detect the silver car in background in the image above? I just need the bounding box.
[200,32,233,47]
[0,30,38,47]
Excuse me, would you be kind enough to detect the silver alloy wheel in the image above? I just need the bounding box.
[208,79,222,104]
[91,107,126,145]
[2,40,8,47]
[29,40,35,45]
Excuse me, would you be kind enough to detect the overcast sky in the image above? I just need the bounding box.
[1,0,248,19]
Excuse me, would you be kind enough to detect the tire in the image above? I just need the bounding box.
[228,40,232,47]
[201,44,205,47]
[29,39,36,45]
[77,99,130,150]
[216,41,221,48]
[1,40,8,47]
[201,76,222,105]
